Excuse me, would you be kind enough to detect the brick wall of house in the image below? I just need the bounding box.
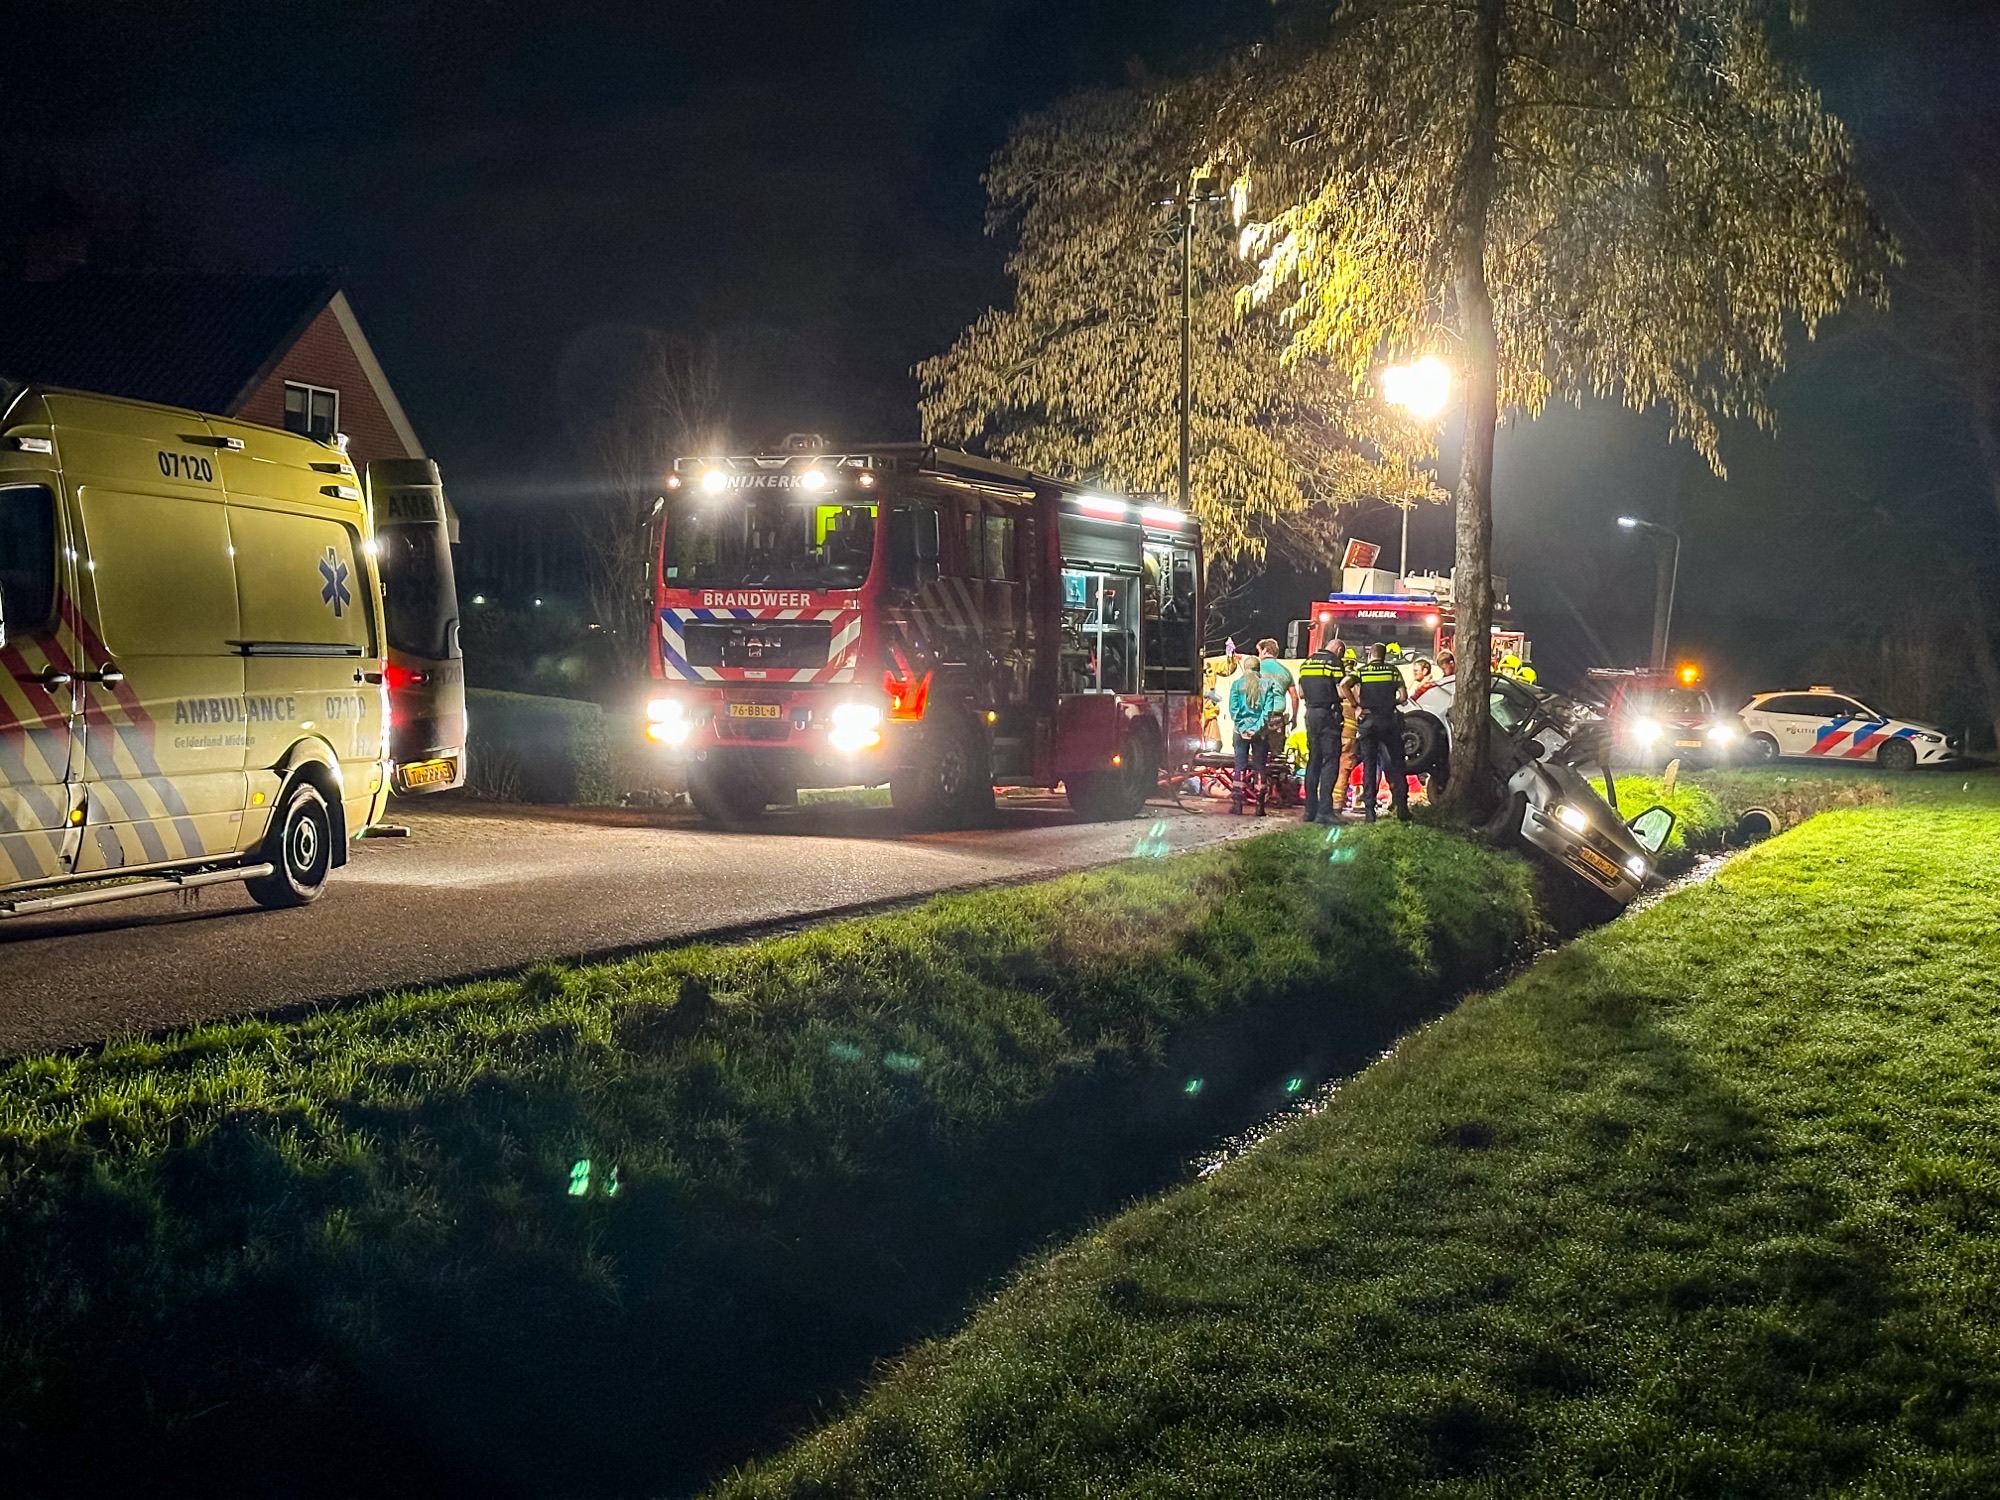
[237,305,417,468]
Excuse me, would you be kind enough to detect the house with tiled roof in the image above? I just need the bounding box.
[0,269,424,470]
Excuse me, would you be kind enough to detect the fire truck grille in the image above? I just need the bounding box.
[717,716,791,742]
[684,622,832,670]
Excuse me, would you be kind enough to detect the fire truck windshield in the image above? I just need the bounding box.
[663,492,877,591]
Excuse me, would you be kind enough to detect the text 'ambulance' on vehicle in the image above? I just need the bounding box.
[645,438,1205,826]
[0,384,453,917]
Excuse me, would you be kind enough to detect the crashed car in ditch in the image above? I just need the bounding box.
[1407,673,1675,910]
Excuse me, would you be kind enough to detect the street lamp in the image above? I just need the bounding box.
[1379,356,1455,575]
[1166,173,1227,515]
[1617,515,1682,670]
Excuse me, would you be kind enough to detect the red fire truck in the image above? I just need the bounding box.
[1300,572,1530,668]
[646,439,1205,826]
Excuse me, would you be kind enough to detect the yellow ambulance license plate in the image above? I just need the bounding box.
[1569,844,1619,882]
[401,757,458,789]
[728,702,782,719]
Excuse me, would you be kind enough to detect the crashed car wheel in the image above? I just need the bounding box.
[1402,712,1445,777]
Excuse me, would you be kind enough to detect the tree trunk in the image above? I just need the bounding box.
[1440,0,1505,812]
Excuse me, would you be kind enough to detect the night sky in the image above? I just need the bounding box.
[9,0,2000,716]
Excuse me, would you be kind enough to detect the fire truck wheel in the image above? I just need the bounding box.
[687,767,769,827]
[1745,732,1780,766]
[1066,724,1160,820]
[246,780,333,909]
[894,713,992,828]
[1402,712,1444,776]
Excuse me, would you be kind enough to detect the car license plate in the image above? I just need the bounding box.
[1675,738,1702,749]
[1569,844,1620,882]
[401,756,458,789]
[727,702,782,719]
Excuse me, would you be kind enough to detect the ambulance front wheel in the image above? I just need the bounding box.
[247,781,334,909]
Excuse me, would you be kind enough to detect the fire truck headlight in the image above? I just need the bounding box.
[1631,717,1662,745]
[646,698,691,745]
[800,468,828,491]
[829,702,882,752]
[700,468,728,494]
[1555,802,1591,834]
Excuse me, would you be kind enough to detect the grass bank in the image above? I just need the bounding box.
[0,823,1535,1498]
[719,795,2000,1497]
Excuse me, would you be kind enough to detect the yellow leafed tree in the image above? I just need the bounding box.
[919,76,1439,569]
[1229,0,1893,804]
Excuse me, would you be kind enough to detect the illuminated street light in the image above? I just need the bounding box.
[1380,356,1453,421]
[1616,516,1682,670]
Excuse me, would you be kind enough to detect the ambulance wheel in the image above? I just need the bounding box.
[247,781,333,909]
[688,767,769,827]
[1745,732,1780,766]
[1878,739,1918,774]
[894,713,992,828]
[1402,712,1444,776]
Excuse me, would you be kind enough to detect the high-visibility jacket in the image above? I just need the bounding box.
[1297,649,1343,711]
[1356,662,1403,714]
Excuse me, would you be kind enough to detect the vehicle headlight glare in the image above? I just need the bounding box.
[1708,724,1735,743]
[700,468,728,493]
[800,468,828,491]
[829,702,883,751]
[1631,717,1662,745]
[1556,803,1590,833]
[648,698,686,723]
[1625,854,1647,879]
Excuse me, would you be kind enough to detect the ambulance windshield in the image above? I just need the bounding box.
[663,493,876,591]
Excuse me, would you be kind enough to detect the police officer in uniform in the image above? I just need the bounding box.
[1296,636,1346,823]
[1354,642,1412,823]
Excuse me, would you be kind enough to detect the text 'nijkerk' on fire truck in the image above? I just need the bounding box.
[645,438,1205,827]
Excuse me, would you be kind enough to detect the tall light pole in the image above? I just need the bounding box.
[1380,356,1453,578]
[1173,173,1225,515]
[1618,515,1682,670]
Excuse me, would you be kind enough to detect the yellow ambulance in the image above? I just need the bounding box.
[0,384,391,916]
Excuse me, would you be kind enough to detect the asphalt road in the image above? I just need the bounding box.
[0,792,1273,1057]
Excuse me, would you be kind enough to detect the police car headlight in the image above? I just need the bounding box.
[1555,802,1591,833]
[829,702,882,752]
[1625,854,1647,879]
[1631,717,1662,745]
[1920,732,1943,744]
[1707,723,1735,743]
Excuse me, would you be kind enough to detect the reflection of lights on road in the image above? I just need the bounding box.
[883,1051,923,1073]
[1285,1077,1305,1094]
[1184,1077,1204,1097]
[568,1159,593,1197]
[827,1040,865,1063]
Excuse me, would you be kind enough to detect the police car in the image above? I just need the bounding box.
[1738,687,1958,772]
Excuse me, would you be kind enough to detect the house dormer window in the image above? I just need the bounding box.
[283,381,339,441]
